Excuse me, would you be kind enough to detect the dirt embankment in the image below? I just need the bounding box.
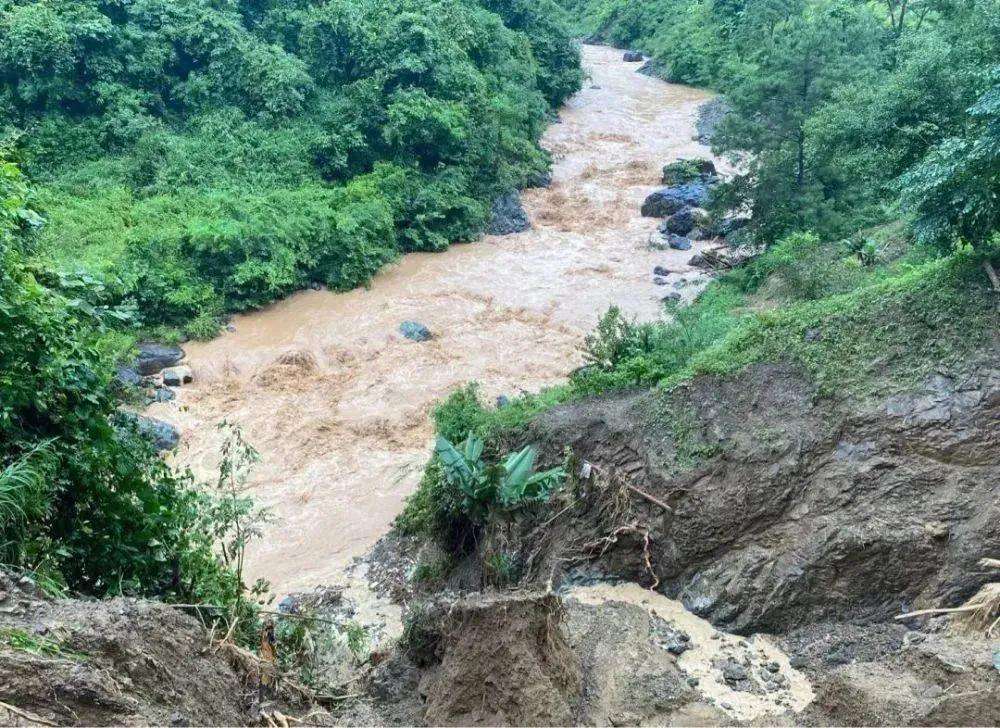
[345,356,1000,726]
[3,356,998,726]
[0,572,249,726]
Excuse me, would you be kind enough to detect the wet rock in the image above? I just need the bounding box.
[648,231,693,251]
[116,366,143,388]
[153,387,176,403]
[134,343,184,376]
[653,266,671,277]
[660,208,695,236]
[528,170,553,189]
[623,50,644,62]
[136,416,180,452]
[662,292,682,303]
[162,366,193,386]
[722,661,748,683]
[309,281,322,291]
[400,321,433,342]
[486,191,531,236]
[654,277,669,286]
[696,96,730,145]
[641,189,687,218]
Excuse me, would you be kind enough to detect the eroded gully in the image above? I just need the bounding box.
[146,45,716,593]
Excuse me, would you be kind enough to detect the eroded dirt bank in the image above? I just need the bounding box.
[146,45,716,592]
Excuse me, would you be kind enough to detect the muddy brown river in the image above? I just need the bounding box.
[148,45,715,592]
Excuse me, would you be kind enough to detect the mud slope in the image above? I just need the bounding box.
[522,360,1000,634]
[0,572,249,726]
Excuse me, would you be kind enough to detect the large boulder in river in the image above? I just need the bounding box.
[640,190,685,218]
[400,321,433,342]
[132,415,180,451]
[486,192,531,236]
[660,208,695,236]
[162,366,193,386]
[640,183,710,218]
[623,50,643,62]
[134,343,184,376]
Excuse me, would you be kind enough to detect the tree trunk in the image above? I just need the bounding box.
[984,259,1000,293]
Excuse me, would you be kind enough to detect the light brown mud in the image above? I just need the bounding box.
[146,45,716,593]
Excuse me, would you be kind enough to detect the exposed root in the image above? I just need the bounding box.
[580,522,659,590]
[951,583,1000,637]
[895,581,1000,637]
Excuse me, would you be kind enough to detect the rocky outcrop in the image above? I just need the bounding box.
[695,97,730,145]
[134,343,185,376]
[486,192,531,236]
[525,361,1000,635]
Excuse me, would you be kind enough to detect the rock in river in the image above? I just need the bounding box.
[133,415,180,452]
[640,183,710,218]
[400,321,433,342]
[162,366,193,386]
[623,50,643,62]
[660,208,695,236]
[486,192,531,236]
[134,343,184,376]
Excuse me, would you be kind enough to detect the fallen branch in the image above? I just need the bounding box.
[626,484,672,512]
[984,260,1000,293]
[895,604,983,620]
[0,701,57,726]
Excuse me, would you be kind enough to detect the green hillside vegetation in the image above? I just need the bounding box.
[562,0,998,245]
[1,0,582,339]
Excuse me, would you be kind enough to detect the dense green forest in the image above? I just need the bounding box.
[562,0,999,247]
[1,0,581,338]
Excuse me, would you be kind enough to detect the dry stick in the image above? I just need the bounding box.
[0,701,57,727]
[895,604,985,620]
[627,484,672,512]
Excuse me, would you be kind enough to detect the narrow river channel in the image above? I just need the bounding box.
[147,45,715,592]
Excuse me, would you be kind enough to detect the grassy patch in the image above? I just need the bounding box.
[0,627,87,662]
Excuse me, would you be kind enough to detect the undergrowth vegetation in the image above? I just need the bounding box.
[1,0,582,339]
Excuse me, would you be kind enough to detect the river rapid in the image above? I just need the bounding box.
[147,45,715,593]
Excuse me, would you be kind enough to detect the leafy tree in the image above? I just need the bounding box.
[901,66,1000,287]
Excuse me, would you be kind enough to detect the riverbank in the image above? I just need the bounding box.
[145,45,718,592]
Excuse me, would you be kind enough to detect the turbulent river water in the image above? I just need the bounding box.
[148,45,715,592]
